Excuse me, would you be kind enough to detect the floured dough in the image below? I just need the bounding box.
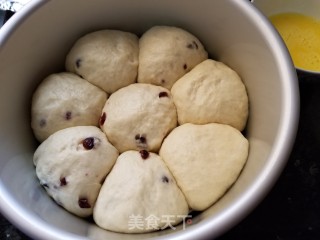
[31,72,107,142]
[34,126,119,217]
[100,83,177,153]
[65,29,139,93]
[93,150,189,233]
[159,123,249,211]
[171,59,249,131]
[138,26,208,89]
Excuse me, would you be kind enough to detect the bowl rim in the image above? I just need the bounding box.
[0,0,300,239]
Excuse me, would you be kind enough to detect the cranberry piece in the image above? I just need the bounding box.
[186,41,199,49]
[82,137,95,150]
[60,177,67,186]
[65,111,72,120]
[162,176,169,183]
[159,92,168,98]
[39,119,46,127]
[76,58,82,68]
[139,136,146,143]
[78,198,91,208]
[139,150,149,159]
[135,134,147,144]
[187,43,193,49]
[183,64,188,70]
[100,112,106,126]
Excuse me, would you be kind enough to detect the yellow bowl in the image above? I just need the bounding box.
[253,0,320,74]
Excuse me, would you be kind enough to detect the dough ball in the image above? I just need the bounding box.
[159,123,249,211]
[171,59,249,131]
[31,72,107,142]
[100,83,177,153]
[65,30,139,94]
[138,26,208,89]
[34,126,119,217]
[93,150,189,233]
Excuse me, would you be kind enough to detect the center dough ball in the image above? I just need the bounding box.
[100,83,177,153]
[65,30,139,94]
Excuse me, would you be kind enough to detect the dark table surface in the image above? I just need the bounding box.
[1,9,320,240]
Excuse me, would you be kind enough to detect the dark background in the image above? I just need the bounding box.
[1,9,319,240]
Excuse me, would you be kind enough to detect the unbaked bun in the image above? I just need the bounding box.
[31,72,107,142]
[93,150,189,233]
[100,83,177,153]
[160,123,249,211]
[138,26,208,89]
[34,126,119,217]
[171,59,249,131]
[65,30,139,94]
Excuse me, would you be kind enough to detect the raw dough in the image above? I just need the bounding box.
[171,59,249,131]
[65,29,139,93]
[31,72,107,142]
[34,126,119,217]
[100,83,177,153]
[159,123,249,211]
[93,150,189,233]
[138,26,208,89]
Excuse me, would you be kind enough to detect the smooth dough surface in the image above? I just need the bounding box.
[93,150,189,233]
[31,72,107,142]
[65,29,139,93]
[171,59,249,131]
[138,26,208,89]
[100,83,177,153]
[34,126,119,217]
[159,123,249,211]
